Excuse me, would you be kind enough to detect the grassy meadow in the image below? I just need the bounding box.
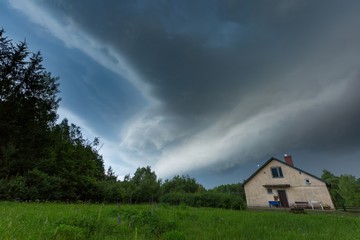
[0,202,359,240]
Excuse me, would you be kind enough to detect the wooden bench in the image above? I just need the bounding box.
[295,201,310,209]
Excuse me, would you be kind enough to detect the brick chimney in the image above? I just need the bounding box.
[284,154,294,166]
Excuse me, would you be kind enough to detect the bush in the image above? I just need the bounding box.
[0,176,27,200]
[96,180,124,203]
[160,192,246,210]
[25,169,64,200]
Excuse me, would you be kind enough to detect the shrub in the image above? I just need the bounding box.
[160,192,246,210]
[0,176,27,200]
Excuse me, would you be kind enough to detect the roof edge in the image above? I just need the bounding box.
[243,157,326,185]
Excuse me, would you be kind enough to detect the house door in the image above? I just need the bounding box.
[277,190,289,208]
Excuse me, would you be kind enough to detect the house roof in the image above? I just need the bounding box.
[243,157,327,186]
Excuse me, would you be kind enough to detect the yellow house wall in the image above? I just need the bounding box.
[244,160,334,209]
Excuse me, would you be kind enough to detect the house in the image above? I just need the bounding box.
[243,155,334,209]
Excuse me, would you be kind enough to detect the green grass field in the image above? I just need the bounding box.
[0,202,359,240]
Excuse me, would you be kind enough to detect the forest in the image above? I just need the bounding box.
[0,29,359,209]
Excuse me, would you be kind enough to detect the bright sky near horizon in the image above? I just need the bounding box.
[1,0,360,188]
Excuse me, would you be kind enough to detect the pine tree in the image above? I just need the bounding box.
[0,29,60,178]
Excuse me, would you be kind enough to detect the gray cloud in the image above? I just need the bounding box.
[11,0,360,179]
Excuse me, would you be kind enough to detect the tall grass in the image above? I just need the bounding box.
[0,202,359,239]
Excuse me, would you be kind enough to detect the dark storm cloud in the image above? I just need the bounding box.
[13,0,360,176]
[287,74,360,152]
[42,1,356,104]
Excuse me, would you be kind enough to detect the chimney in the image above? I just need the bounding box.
[284,154,294,166]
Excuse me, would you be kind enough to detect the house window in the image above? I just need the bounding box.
[271,167,284,178]
[267,188,273,194]
[305,178,311,185]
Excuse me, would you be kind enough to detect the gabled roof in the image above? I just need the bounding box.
[243,157,327,185]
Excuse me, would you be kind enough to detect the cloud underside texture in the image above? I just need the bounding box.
[13,0,360,177]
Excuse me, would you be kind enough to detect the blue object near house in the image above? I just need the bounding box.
[269,201,280,207]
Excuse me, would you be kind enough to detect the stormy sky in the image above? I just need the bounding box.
[1,0,360,187]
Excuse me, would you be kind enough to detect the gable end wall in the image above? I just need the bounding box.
[244,160,334,208]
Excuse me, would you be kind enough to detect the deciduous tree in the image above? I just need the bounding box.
[131,166,161,203]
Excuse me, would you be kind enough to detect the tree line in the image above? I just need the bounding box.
[321,170,360,208]
[0,29,246,209]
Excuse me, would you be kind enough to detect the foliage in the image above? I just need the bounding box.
[321,170,345,208]
[0,29,60,179]
[338,174,360,206]
[322,169,360,208]
[208,182,245,199]
[0,29,106,202]
[0,176,27,200]
[120,208,176,236]
[161,175,205,194]
[1,202,360,240]
[106,166,118,182]
[130,166,161,203]
[160,192,246,210]
[120,174,136,203]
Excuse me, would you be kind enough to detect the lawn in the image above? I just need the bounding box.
[0,202,359,240]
